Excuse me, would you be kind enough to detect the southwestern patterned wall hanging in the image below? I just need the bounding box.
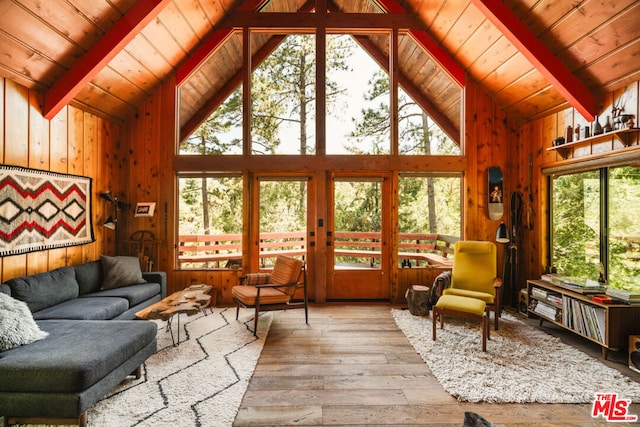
[0,165,94,257]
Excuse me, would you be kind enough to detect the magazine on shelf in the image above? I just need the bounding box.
[540,274,606,294]
[605,288,640,302]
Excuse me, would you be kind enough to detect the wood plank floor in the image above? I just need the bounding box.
[234,303,640,426]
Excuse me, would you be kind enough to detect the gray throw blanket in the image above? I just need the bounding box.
[430,270,452,307]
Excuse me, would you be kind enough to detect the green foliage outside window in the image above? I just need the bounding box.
[552,166,640,293]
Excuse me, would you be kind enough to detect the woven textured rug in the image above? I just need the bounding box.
[0,165,93,256]
[87,307,272,426]
[392,308,640,404]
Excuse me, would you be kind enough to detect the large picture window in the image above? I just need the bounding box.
[398,175,461,265]
[551,164,640,293]
[177,175,243,269]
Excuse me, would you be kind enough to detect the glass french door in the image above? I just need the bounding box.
[327,174,391,300]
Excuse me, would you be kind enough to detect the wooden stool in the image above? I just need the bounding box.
[432,294,489,352]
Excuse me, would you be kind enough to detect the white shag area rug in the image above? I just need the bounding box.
[392,308,640,404]
[86,307,272,427]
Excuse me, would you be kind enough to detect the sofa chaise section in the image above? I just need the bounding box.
[0,319,157,426]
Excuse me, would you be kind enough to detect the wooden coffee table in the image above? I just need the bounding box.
[135,284,213,345]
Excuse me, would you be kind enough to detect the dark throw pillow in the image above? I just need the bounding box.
[0,293,48,351]
[101,255,147,290]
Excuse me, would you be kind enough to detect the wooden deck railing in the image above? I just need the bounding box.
[177,231,458,268]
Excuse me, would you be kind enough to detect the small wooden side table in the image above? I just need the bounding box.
[135,284,213,345]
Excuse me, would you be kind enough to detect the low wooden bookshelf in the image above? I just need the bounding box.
[527,279,640,359]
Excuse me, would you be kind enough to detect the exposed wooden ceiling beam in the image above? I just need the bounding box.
[43,0,171,120]
[223,11,417,31]
[471,0,597,121]
[352,35,460,145]
[372,0,465,87]
[176,0,270,86]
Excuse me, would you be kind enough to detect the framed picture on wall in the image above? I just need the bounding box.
[134,202,156,217]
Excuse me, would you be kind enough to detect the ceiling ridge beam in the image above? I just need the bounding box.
[470,0,597,121]
[176,0,274,86]
[43,0,171,120]
[372,0,465,87]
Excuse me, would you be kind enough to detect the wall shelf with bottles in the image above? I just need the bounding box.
[546,128,639,160]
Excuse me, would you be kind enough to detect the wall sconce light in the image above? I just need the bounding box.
[100,192,126,255]
[496,221,509,244]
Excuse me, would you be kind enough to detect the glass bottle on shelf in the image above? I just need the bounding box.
[603,116,612,133]
[592,115,603,136]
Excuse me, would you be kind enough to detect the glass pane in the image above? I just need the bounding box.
[251,34,316,155]
[333,180,382,269]
[551,171,600,279]
[259,180,307,267]
[326,34,390,155]
[398,175,461,266]
[177,176,243,269]
[398,87,460,155]
[608,166,640,293]
[179,87,243,155]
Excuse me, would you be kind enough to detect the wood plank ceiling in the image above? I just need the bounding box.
[0,0,638,139]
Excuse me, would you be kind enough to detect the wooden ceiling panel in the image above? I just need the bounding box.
[398,35,430,82]
[121,38,174,81]
[17,0,103,48]
[468,36,518,83]
[438,4,486,57]
[517,0,580,35]
[537,0,638,52]
[504,86,568,122]
[479,52,532,96]
[560,3,640,72]
[68,0,138,29]
[74,83,138,119]
[106,50,162,95]
[0,3,83,69]
[576,39,640,94]
[331,0,381,13]
[0,34,61,90]
[452,19,502,70]
[498,70,551,110]
[91,66,150,105]
[414,1,445,32]
[155,2,203,55]
[140,16,187,66]
[173,0,215,41]
[426,0,468,43]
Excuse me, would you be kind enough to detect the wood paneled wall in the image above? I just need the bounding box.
[516,81,640,295]
[0,78,126,283]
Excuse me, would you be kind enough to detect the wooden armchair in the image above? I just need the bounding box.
[232,255,308,336]
[441,240,502,330]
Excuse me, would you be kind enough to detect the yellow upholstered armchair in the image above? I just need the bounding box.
[441,240,502,330]
[232,255,308,336]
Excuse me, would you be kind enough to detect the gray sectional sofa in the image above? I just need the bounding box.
[0,257,166,427]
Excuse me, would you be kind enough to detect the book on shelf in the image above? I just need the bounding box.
[562,297,605,343]
[547,294,563,306]
[532,300,558,320]
[531,287,548,300]
[591,294,613,304]
[606,288,640,302]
